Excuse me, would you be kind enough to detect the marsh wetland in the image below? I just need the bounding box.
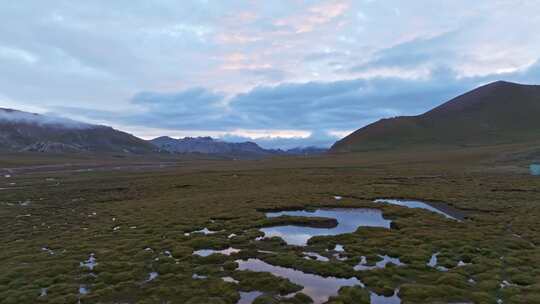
[1,147,540,303]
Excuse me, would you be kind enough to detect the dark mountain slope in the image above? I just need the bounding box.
[150,136,271,156]
[0,108,155,154]
[331,81,540,152]
[150,136,328,157]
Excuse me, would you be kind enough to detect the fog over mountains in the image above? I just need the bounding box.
[0,108,93,129]
[0,108,155,154]
[3,81,540,156]
[0,108,327,156]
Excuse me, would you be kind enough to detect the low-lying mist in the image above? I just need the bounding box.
[0,108,96,129]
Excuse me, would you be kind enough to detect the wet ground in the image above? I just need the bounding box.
[1,148,540,303]
[373,198,465,221]
[236,258,363,304]
[261,208,391,246]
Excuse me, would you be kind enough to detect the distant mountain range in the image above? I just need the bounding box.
[0,108,326,156]
[150,136,327,157]
[0,108,155,154]
[150,136,271,156]
[331,81,540,152]
[6,80,534,156]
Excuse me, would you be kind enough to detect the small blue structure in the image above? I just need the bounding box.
[530,164,540,176]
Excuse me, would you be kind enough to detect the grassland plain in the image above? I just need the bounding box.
[1,144,540,303]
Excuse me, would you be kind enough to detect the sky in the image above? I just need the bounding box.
[1,1,540,149]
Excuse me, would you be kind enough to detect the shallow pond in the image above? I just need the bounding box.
[334,244,345,252]
[427,252,448,272]
[146,272,159,282]
[184,228,217,236]
[303,252,329,262]
[236,258,363,304]
[193,247,240,257]
[237,291,263,304]
[354,255,405,271]
[374,198,464,221]
[371,289,401,304]
[192,274,207,279]
[80,253,97,270]
[222,276,239,284]
[261,208,391,246]
[79,285,89,295]
[531,164,540,176]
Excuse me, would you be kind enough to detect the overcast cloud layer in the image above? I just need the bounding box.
[1,1,540,148]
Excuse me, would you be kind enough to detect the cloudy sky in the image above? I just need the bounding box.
[1,1,540,148]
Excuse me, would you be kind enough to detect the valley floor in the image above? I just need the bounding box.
[1,146,540,303]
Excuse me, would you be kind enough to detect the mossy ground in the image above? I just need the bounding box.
[1,146,540,303]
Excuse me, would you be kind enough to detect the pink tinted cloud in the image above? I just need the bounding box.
[216,33,262,44]
[274,0,349,34]
[220,52,273,71]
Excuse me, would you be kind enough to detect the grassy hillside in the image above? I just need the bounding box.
[331,81,540,152]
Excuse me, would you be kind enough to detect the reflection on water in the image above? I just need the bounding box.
[427,252,448,272]
[374,199,462,221]
[531,164,540,176]
[192,274,207,279]
[303,252,329,262]
[371,289,401,304]
[184,228,217,236]
[236,258,363,304]
[237,291,263,304]
[146,272,158,282]
[457,260,470,267]
[354,255,405,271]
[80,253,97,270]
[261,209,391,246]
[222,276,239,284]
[79,285,89,295]
[193,247,240,257]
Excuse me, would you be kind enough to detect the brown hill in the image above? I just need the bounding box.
[331,81,540,152]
